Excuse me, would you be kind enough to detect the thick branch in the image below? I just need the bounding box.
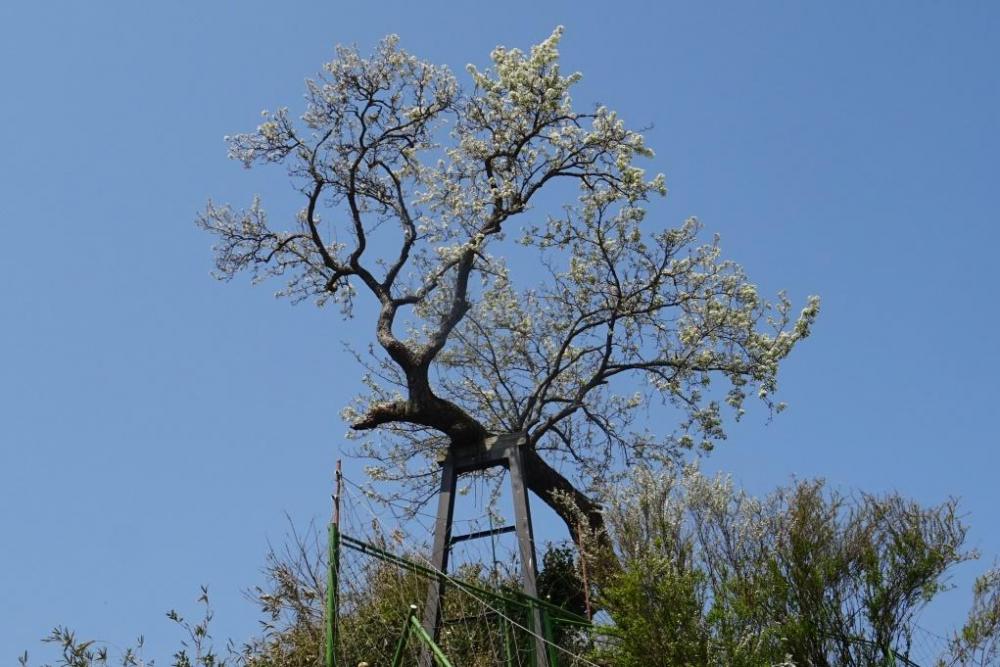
[522,449,614,555]
[350,393,489,448]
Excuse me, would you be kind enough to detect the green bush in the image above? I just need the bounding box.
[593,467,987,666]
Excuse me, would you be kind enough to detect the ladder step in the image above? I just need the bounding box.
[449,525,515,546]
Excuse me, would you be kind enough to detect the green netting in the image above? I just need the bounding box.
[326,471,614,667]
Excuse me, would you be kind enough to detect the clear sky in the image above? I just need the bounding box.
[1,1,997,663]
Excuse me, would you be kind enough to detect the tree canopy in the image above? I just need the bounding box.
[199,27,819,541]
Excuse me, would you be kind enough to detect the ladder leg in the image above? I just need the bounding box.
[419,460,457,667]
[508,445,549,667]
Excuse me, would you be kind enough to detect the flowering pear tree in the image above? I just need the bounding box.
[199,28,819,544]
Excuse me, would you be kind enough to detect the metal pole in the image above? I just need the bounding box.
[541,607,560,667]
[411,614,455,667]
[325,460,342,667]
[334,459,342,527]
[503,600,516,667]
[420,458,457,667]
[391,605,417,667]
[507,442,548,667]
[578,531,593,621]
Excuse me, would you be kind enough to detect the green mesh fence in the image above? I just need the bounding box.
[326,471,614,667]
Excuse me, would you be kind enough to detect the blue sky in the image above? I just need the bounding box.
[1,1,997,662]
